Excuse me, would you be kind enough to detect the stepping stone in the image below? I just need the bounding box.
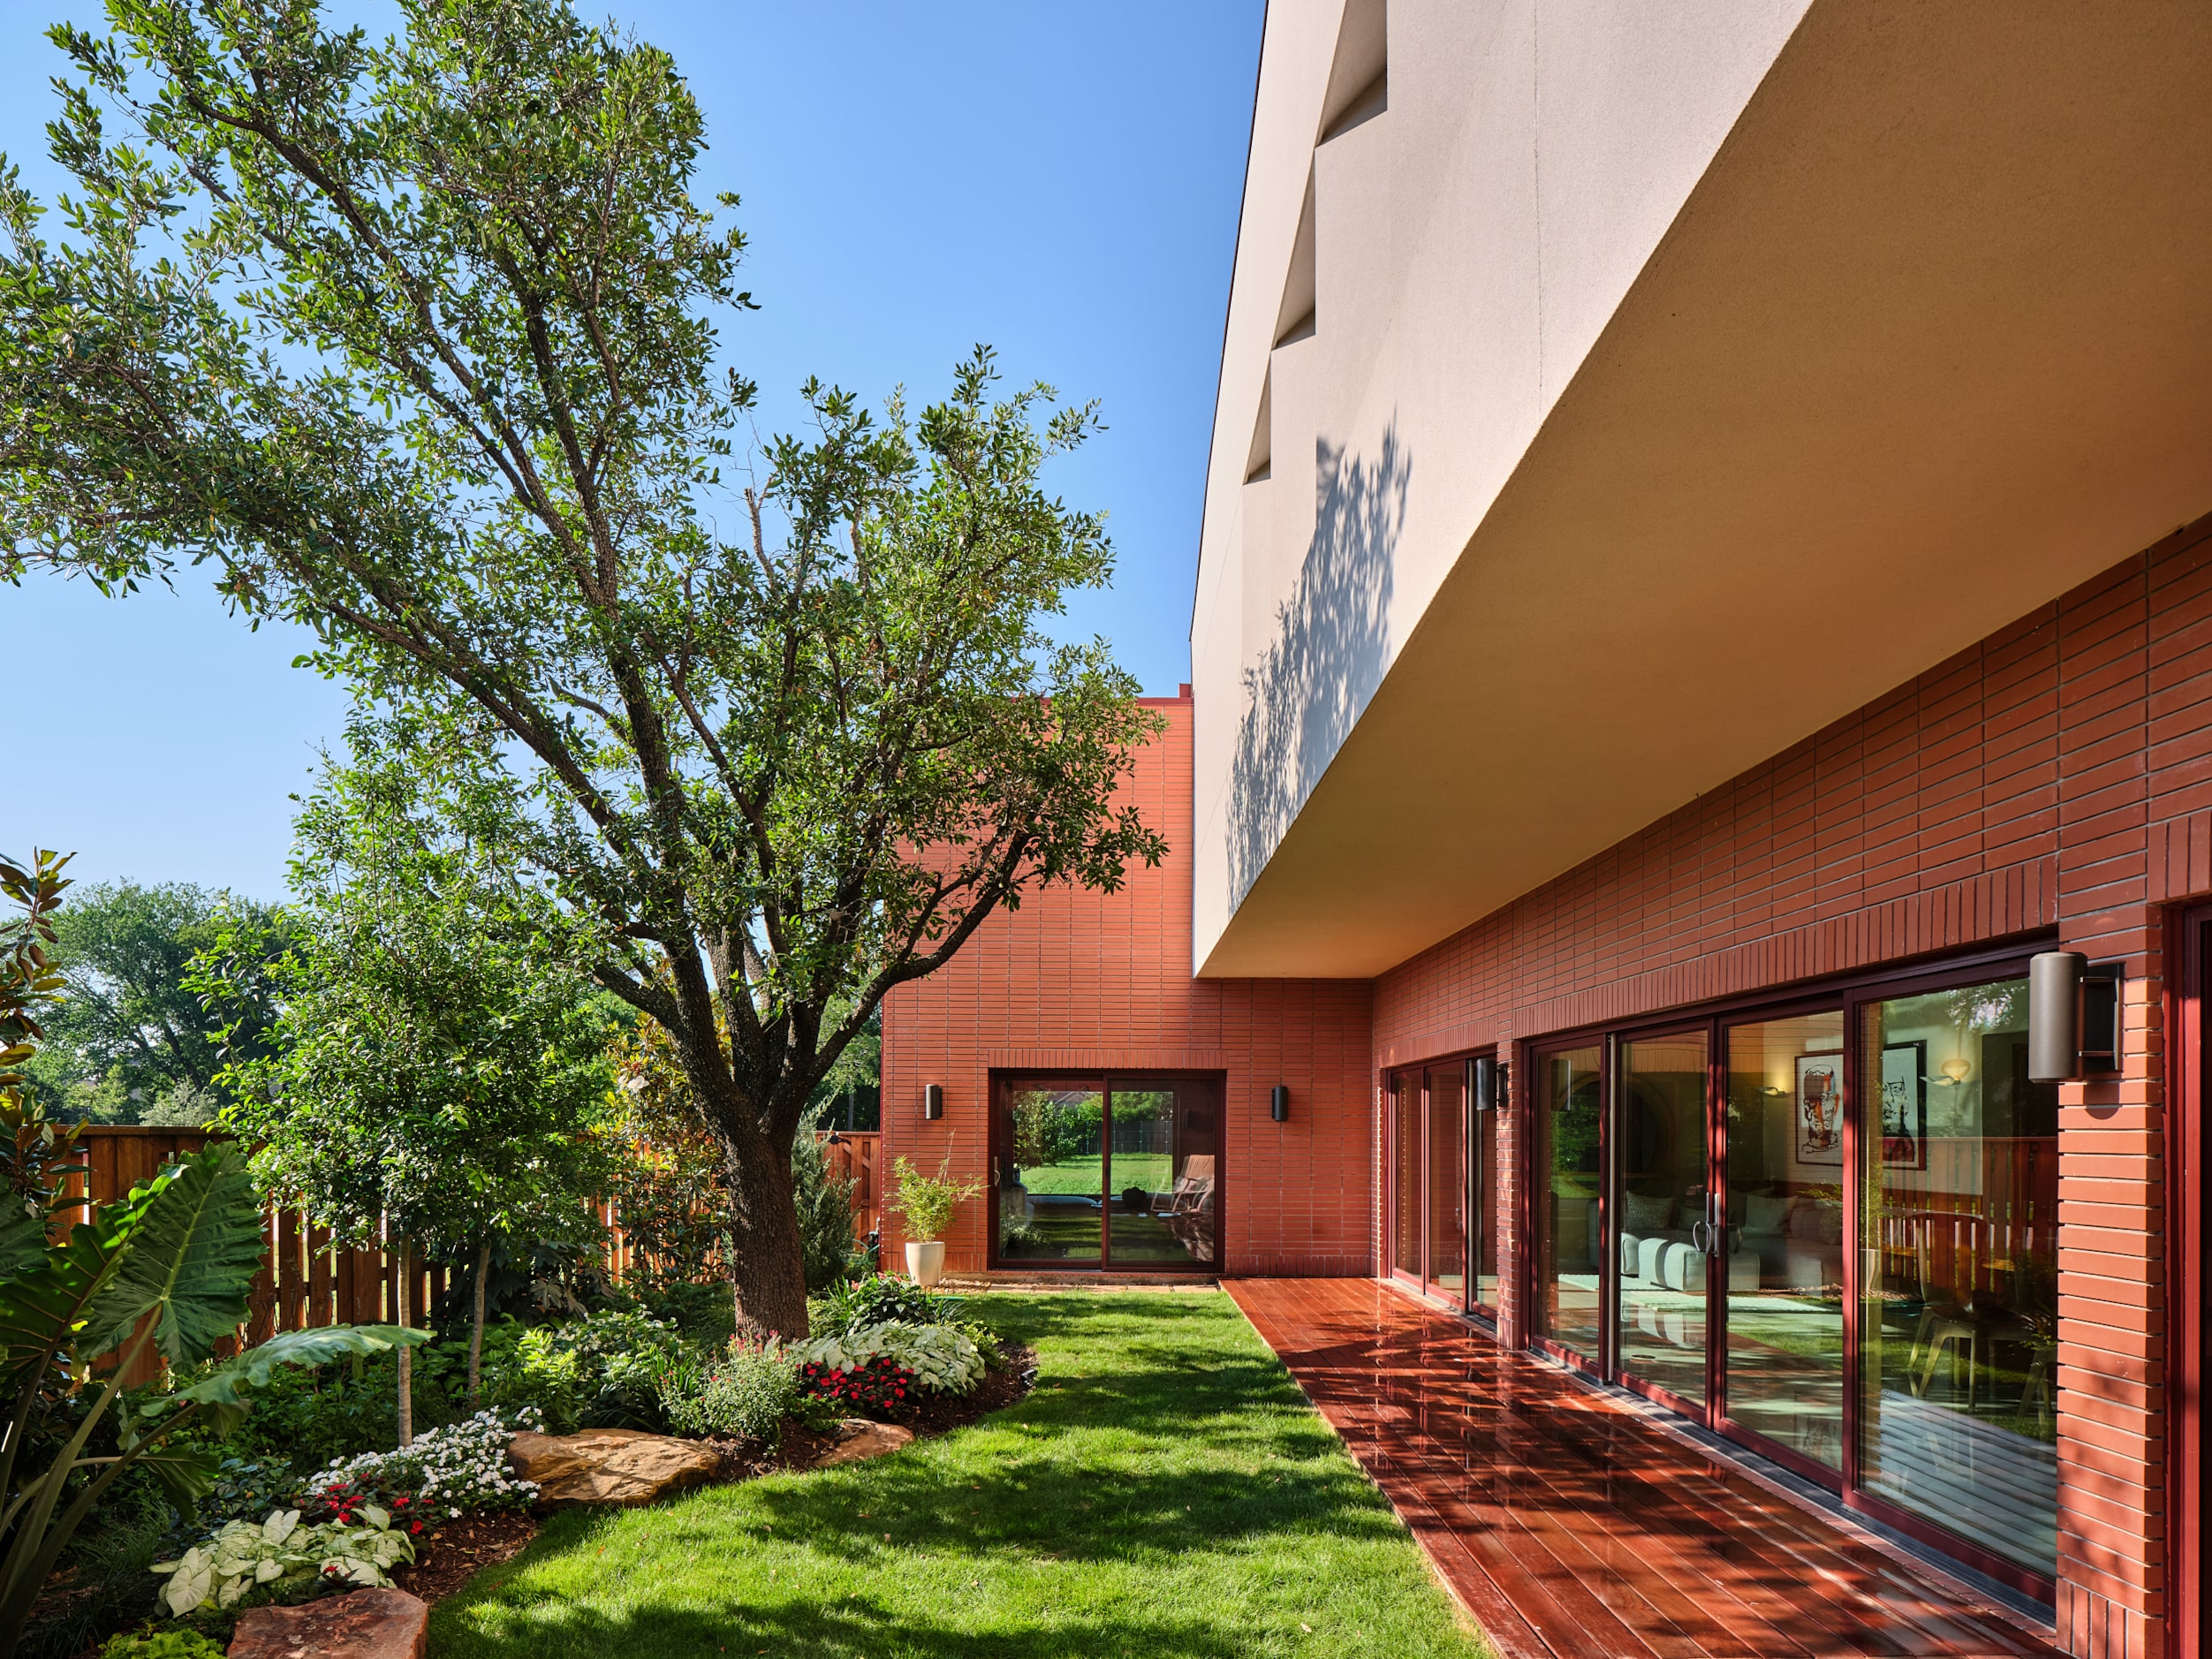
[507,1428,721,1506]
[819,1419,916,1466]
[228,1587,428,1659]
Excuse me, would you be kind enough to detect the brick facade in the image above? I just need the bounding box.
[882,519,2212,1655]
[880,697,1375,1280]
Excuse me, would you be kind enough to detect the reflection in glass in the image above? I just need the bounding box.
[1616,1032,1708,1408]
[1392,1073,1420,1278]
[997,1084,1102,1261]
[1537,1045,1605,1362]
[1103,1081,1218,1268]
[1474,1074,1500,1311]
[1426,1064,1466,1296]
[1723,1011,1847,1469]
[1860,980,2057,1578]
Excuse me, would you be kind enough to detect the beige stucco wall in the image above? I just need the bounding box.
[1192,0,1811,968]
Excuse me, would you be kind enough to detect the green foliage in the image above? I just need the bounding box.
[812,1273,952,1335]
[20,883,287,1119]
[196,1458,301,1530]
[99,1632,226,1659]
[1,851,86,1251]
[0,1138,426,1656]
[657,1341,799,1443]
[0,0,1164,1338]
[792,1125,858,1294]
[888,1152,983,1245]
[791,1321,986,1397]
[478,1311,689,1435]
[153,1509,414,1617]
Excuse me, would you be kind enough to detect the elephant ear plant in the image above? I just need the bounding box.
[0,1142,424,1652]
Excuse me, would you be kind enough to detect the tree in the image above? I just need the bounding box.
[24,880,287,1121]
[0,0,1164,1336]
[206,731,619,1436]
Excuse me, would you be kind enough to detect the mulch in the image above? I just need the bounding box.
[397,1340,1037,1605]
[389,1507,543,1604]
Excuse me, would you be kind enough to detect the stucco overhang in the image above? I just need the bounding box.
[1197,1,2212,979]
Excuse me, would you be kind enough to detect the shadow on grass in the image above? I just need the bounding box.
[431,1291,1446,1657]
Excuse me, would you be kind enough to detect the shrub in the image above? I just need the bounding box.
[792,1320,986,1398]
[482,1309,689,1433]
[152,1510,415,1617]
[197,1458,305,1529]
[302,1407,542,1523]
[99,1632,226,1659]
[813,1273,951,1334]
[658,1340,799,1442]
[888,1151,981,1243]
[792,1128,859,1292]
[795,1353,916,1415]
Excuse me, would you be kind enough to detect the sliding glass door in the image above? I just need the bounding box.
[1516,956,2060,1598]
[1386,1062,1468,1304]
[1719,1010,1847,1473]
[991,1074,1219,1271]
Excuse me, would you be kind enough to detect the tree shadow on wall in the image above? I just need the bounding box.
[1228,423,1409,910]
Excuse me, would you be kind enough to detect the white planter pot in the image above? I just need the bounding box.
[905,1239,947,1290]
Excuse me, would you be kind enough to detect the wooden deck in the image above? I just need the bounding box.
[1227,1278,2062,1659]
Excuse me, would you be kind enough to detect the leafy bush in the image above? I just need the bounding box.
[658,1340,799,1442]
[481,1309,688,1433]
[950,1319,1006,1371]
[794,1352,916,1415]
[153,1509,415,1617]
[641,1280,738,1349]
[792,1128,858,1292]
[99,1632,226,1659]
[303,1407,542,1522]
[813,1273,952,1334]
[888,1152,981,1243]
[197,1458,304,1529]
[792,1320,986,1398]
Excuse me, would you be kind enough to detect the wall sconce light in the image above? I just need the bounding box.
[2030,952,2125,1081]
[1938,1056,1973,1087]
[1269,1085,1290,1123]
[1472,1056,1497,1112]
[923,1083,943,1121]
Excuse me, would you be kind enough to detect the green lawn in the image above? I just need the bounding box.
[428,1292,1483,1658]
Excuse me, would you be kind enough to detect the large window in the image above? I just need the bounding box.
[1384,1063,1467,1304]
[991,1075,1219,1271]
[1500,952,2064,1597]
[1858,981,2057,1579]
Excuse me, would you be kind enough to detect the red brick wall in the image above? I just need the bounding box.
[880,697,1376,1278]
[1371,515,2212,1656]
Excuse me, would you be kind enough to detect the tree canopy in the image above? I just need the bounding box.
[0,0,1165,1332]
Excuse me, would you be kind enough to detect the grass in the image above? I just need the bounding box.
[428,1291,1483,1659]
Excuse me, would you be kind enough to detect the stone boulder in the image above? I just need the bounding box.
[228,1587,428,1659]
[818,1419,915,1466]
[507,1428,721,1506]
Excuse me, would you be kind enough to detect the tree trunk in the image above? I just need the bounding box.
[393,1237,414,1448]
[721,1134,811,1339]
[467,1239,493,1407]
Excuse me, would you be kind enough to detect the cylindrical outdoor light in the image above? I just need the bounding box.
[923,1082,944,1120]
[1472,1056,1498,1112]
[2028,951,2087,1082]
[1269,1084,1290,1123]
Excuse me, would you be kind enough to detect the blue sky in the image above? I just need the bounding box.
[2,1,1261,898]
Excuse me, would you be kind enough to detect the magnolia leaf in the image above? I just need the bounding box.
[169,1323,428,1412]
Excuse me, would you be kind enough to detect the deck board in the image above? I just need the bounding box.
[1225,1278,2063,1659]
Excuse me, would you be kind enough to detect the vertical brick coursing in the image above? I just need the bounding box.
[1370,516,2212,1656]
[881,699,1375,1279]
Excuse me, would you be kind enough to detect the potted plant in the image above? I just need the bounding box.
[890,1145,982,1290]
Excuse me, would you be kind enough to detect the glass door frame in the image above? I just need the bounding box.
[1382,1054,1480,1309]
[1514,938,2057,1603]
[984,1069,1225,1273]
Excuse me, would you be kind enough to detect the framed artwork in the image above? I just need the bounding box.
[1795,1053,1845,1165]
[1879,1039,1928,1169]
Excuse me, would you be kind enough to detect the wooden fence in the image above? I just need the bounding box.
[56,1125,883,1382]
